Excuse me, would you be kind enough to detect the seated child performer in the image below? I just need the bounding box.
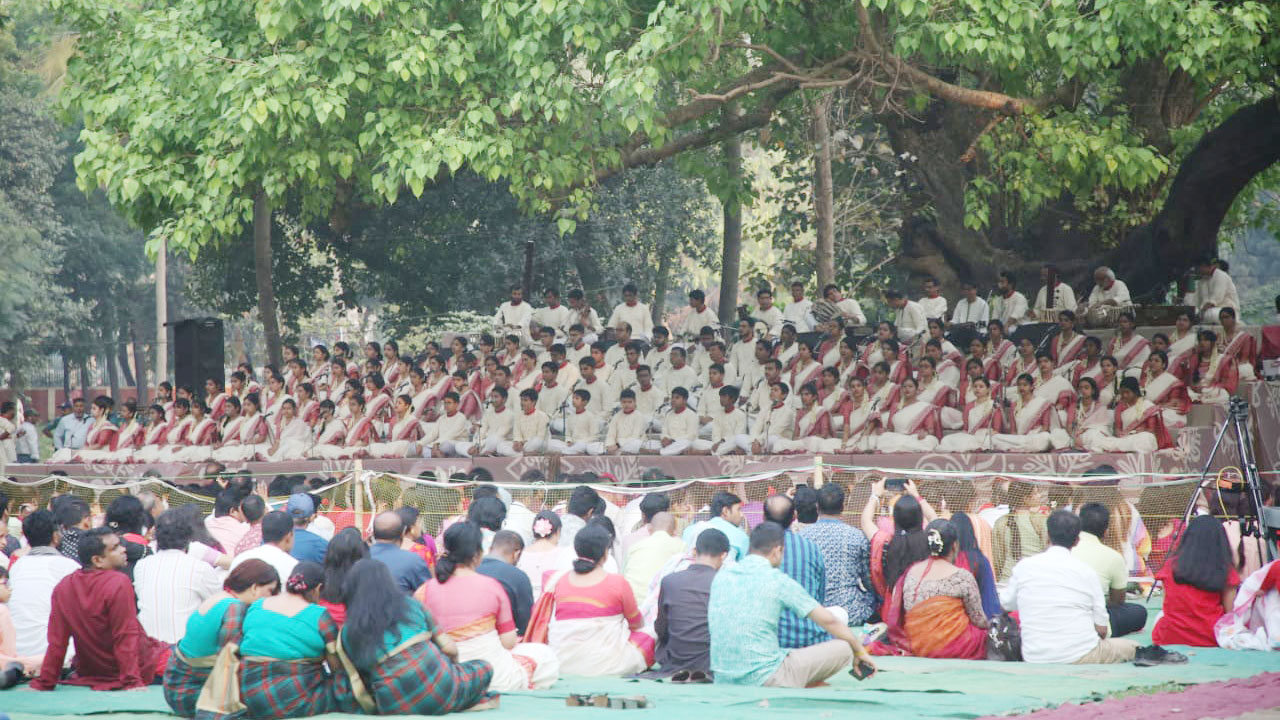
[750,382,795,455]
[605,389,650,455]
[505,388,551,456]
[574,356,610,416]
[656,387,701,456]
[705,386,750,456]
[548,389,605,455]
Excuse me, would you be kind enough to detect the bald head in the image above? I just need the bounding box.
[763,494,795,529]
[650,511,676,534]
[372,511,404,542]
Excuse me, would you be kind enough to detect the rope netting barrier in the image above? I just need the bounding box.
[0,462,1257,578]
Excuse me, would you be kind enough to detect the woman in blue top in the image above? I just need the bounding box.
[235,562,343,718]
[950,513,1002,618]
[163,559,279,718]
[335,559,497,715]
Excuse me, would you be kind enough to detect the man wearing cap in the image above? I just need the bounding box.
[285,493,328,563]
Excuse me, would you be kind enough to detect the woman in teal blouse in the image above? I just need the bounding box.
[163,558,279,717]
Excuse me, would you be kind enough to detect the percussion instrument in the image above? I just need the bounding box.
[811,299,842,324]
[1084,304,1126,329]
[1033,308,1060,323]
[844,325,876,345]
[1135,305,1196,327]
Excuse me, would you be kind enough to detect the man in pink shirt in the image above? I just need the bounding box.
[203,490,249,554]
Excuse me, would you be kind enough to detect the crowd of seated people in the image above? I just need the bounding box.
[1,463,1273,707]
[31,259,1257,466]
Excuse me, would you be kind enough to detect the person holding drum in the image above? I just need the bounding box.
[1080,266,1132,327]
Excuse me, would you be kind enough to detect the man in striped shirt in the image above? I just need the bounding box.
[764,494,839,649]
[134,510,222,644]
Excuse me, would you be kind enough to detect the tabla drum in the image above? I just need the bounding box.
[1033,308,1059,323]
[1084,304,1125,329]
[811,299,842,324]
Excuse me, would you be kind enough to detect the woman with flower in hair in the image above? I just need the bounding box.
[517,511,575,601]
[878,519,988,659]
[416,522,559,691]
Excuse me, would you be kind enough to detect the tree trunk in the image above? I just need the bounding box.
[78,363,90,400]
[813,93,837,290]
[131,324,148,405]
[1110,94,1280,299]
[522,240,535,299]
[254,191,284,368]
[105,349,120,404]
[117,327,135,387]
[653,244,673,326]
[718,107,744,326]
[61,355,71,400]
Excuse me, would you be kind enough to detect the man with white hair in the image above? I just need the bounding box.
[1082,266,1132,326]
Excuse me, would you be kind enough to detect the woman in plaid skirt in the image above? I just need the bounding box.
[334,559,498,715]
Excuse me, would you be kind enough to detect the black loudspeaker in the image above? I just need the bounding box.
[172,318,225,393]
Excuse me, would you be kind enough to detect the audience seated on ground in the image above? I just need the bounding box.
[1073,503,1148,638]
[1000,510,1181,666]
[655,528,729,679]
[1152,514,1241,647]
[798,483,876,627]
[708,522,874,687]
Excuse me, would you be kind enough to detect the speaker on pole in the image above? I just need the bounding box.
[172,318,225,393]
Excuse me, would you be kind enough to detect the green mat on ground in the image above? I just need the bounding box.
[5,646,1279,720]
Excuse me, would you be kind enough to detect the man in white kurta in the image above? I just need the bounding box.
[754,288,785,339]
[751,383,796,454]
[493,287,535,345]
[659,347,700,399]
[1084,267,1131,310]
[918,277,948,320]
[533,289,575,339]
[607,284,654,341]
[679,290,720,342]
[457,388,515,457]
[885,290,927,344]
[548,390,605,455]
[567,288,604,342]
[1192,259,1241,324]
[729,320,759,373]
[1032,265,1077,318]
[950,281,990,325]
[705,386,749,455]
[606,391,651,454]
[783,281,815,333]
[657,389,701,455]
[992,271,1030,330]
[824,285,868,326]
[423,395,473,457]
[503,389,551,455]
[574,359,612,416]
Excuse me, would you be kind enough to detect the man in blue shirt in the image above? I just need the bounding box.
[285,494,328,564]
[709,522,874,687]
[369,511,432,593]
[798,483,875,626]
[53,398,92,452]
[681,491,749,561]
[477,530,533,634]
[765,494,834,648]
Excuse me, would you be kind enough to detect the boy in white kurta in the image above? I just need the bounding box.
[422,393,473,457]
[657,388,701,456]
[548,390,605,455]
[606,391,651,454]
[503,388,551,455]
[455,387,515,457]
[706,386,749,456]
[751,383,796,454]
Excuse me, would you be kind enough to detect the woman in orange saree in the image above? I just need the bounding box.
[877,519,989,659]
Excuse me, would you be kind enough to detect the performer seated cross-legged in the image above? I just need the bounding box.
[1069,378,1113,451]
[50,396,118,464]
[924,319,964,365]
[926,339,962,387]
[914,357,954,417]
[260,398,313,461]
[99,400,144,463]
[874,377,942,454]
[1175,329,1238,406]
[213,393,270,464]
[954,358,990,422]
[421,392,473,457]
[1032,351,1076,433]
[991,374,1054,453]
[547,389,605,456]
[1086,377,1174,454]
[155,398,199,462]
[705,385,750,456]
[1218,307,1257,382]
[310,394,375,460]
[774,382,839,454]
[128,403,171,464]
[836,377,875,453]
[1096,355,1122,407]
[817,367,851,433]
[751,382,796,455]
[574,356,611,417]
[986,319,1017,371]
[365,395,425,459]
[938,377,1003,453]
[502,388,550,456]
[305,400,345,457]
[606,389,651,455]
[1141,350,1190,430]
[455,386,515,458]
[655,387,700,456]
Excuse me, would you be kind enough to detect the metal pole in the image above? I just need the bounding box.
[155,236,168,384]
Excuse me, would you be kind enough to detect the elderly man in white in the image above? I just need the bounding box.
[1081,266,1132,326]
[1190,258,1241,324]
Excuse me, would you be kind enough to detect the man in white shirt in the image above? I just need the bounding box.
[9,509,81,658]
[1000,510,1170,665]
[706,386,749,455]
[783,281,815,333]
[574,358,611,416]
[918,276,948,320]
[646,327,675,375]
[0,402,17,466]
[135,510,223,644]
[659,347,700,399]
[950,281,990,325]
[457,386,515,457]
[605,390,650,454]
[751,382,795,454]
[991,271,1029,330]
[822,284,867,326]
[567,288,604,343]
[1082,266,1131,313]
[657,388,701,455]
[493,285,536,345]
[697,342,737,388]
[231,511,299,583]
[754,287,785,339]
[607,283,655,341]
[680,290,719,343]
[505,388,551,455]
[729,319,759,372]
[534,288,574,339]
[547,389,605,455]
[1032,263,1077,318]
[883,290,927,343]
[15,409,39,463]
[1192,257,1241,324]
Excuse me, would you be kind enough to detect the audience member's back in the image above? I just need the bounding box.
[9,510,80,658]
